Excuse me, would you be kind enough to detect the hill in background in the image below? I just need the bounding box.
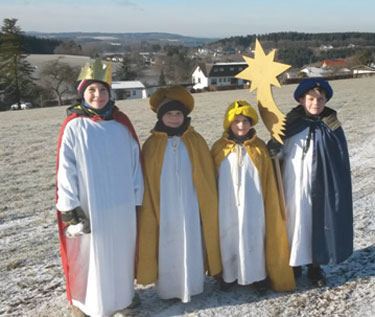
[26,31,219,47]
[22,31,375,69]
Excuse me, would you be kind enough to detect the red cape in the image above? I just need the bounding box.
[55,109,140,303]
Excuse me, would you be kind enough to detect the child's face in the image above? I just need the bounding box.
[161,110,184,128]
[299,89,327,116]
[83,82,110,110]
[230,114,251,137]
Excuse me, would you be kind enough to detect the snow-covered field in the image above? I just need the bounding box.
[0,77,374,316]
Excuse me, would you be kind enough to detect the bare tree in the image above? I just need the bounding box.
[351,49,374,67]
[39,59,80,106]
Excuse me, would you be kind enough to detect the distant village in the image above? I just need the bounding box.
[3,30,375,110]
[98,43,375,102]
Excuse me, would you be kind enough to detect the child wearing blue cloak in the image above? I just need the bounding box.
[268,78,353,287]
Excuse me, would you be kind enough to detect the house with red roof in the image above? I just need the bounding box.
[322,59,348,68]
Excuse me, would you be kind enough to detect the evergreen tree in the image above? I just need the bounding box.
[0,18,35,107]
[115,57,137,80]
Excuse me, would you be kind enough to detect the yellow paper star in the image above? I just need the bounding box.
[236,39,291,143]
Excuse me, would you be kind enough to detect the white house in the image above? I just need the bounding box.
[191,62,248,90]
[111,81,146,100]
[319,45,334,51]
[144,85,163,98]
[299,66,330,78]
[299,65,353,80]
[139,52,156,65]
[352,65,375,77]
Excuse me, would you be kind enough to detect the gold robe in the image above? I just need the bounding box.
[211,132,295,291]
[137,127,222,285]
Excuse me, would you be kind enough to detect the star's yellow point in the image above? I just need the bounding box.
[235,39,291,144]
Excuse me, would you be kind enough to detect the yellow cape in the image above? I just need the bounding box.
[137,127,222,285]
[211,131,295,291]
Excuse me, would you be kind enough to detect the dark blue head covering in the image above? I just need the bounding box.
[294,78,333,102]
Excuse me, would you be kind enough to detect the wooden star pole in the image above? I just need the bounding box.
[236,38,290,220]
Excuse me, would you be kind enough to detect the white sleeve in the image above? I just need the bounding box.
[131,139,144,206]
[278,139,287,160]
[56,125,80,212]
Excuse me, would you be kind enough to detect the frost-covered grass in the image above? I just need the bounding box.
[0,77,374,316]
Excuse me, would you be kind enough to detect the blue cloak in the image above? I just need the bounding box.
[283,105,353,265]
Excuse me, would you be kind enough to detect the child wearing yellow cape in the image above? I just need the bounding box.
[211,100,295,293]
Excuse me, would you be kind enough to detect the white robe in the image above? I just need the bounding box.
[56,117,143,317]
[157,136,205,303]
[280,127,313,266]
[218,144,266,285]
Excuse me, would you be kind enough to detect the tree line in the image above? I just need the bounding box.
[0,19,80,110]
[211,32,375,68]
[1,18,375,110]
[0,18,196,110]
[0,31,61,54]
[215,32,375,48]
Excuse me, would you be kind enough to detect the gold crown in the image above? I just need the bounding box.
[77,59,112,85]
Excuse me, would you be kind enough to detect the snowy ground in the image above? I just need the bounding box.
[0,77,374,316]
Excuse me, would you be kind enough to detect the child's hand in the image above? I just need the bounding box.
[61,207,91,238]
[267,139,283,157]
[65,222,87,238]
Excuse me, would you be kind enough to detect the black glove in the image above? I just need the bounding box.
[61,207,91,237]
[267,139,283,157]
[61,208,79,225]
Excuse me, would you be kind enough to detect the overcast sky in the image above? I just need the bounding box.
[0,0,374,38]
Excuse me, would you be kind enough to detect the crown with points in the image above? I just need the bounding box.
[77,58,112,85]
